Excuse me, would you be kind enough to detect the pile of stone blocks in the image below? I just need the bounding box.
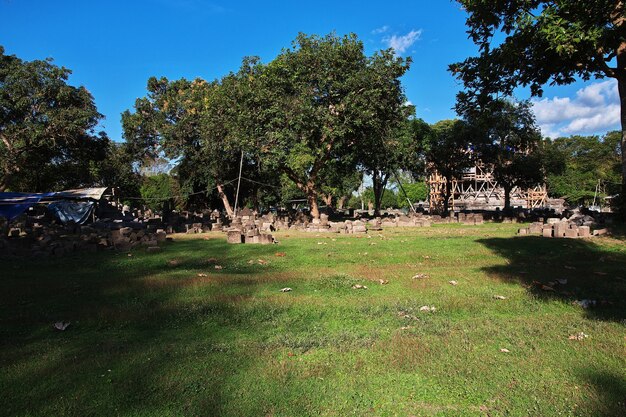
[1,222,168,258]
[457,213,484,225]
[226,217,275,244]
[380,215,432,228]
[518,221,592,239]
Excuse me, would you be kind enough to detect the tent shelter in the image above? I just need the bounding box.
[0,187,109,224]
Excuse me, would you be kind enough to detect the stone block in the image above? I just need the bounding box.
[528,222,543,234]
[518,228,528,235]
[227,231,243,244]
[553,223,567,238]
[245,235,260,244]
[119,227,133,236]
[155,230,167,242]
[542,228,553,238]
[578,226,590,238]
[259,234,274,244]
[593,228,608,236]
[564,228,578,238]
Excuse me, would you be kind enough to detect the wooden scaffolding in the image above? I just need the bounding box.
[428,162,547,213]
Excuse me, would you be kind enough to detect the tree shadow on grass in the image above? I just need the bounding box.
[577,369,626,417]
[0,237,288,416]
[477,236,626,322]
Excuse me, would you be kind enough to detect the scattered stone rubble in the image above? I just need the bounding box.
[0,220,168,258]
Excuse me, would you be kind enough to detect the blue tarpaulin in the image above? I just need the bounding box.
[0,187,107,223]
[48,201,96,224]
[0,192,55,221]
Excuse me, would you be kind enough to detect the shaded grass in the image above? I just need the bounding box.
[1,224,625,416]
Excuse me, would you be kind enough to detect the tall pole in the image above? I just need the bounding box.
[233,150,244,217]
[394,172,417,214]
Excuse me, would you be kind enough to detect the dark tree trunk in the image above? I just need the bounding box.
[503,183,512,213]
[372,170,389,216]
[443,177,452,217]
[618,73,626,215]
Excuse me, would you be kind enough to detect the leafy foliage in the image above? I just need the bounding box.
[545,131,621,205]
[460,98,544,210]
[451,0,626,207]
[0,46,106,191]
[426,119,474,214]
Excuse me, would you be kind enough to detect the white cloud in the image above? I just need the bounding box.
[384,29,422,54]
[531,80,620,138]
[371,25,389,35]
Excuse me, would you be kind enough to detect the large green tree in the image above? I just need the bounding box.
[359,116,428,216]
[459,99,545,211]
[257,33,411,218]
[451,0,626,209]
[545,131,621,204]
[122,77,242,215]
[0,46,105,191]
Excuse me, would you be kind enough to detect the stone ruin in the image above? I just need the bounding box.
[225,208,276,244]
[517,210,609,239]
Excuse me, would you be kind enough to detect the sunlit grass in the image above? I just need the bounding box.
[1,223,625,416]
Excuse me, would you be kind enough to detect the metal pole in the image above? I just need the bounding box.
[233,150,244,217]
[394,172,417,214]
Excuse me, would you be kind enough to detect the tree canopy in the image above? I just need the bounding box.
[0,46,107,192]
[451,0,626,209]
[545,131,621,205]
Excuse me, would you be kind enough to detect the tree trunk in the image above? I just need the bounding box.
[337,196,347,210]
[372,171,389,216]
[503,183,512,213]
[216,183,234,218]
[443,179,451,217]
[308,193,320,219]
[618,75,626,215]
[323,194,333,208]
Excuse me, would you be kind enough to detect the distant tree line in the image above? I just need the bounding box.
[0,30,622,217]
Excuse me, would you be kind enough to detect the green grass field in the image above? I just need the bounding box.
[1,223,625,416]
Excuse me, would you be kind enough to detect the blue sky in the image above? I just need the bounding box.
[1,0,620,141]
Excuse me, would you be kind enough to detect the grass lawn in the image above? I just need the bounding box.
[1,223,625,416]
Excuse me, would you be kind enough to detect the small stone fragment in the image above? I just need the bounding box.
[493,295,507,300]
[53,321,70,331]
[197,273,207,277]
[352,284,368,290]
[279,287,292,292]
[412,273,429,280]
[378,279,389,285]
[419,305,436,312]
[449,280,458,286]
[275,252,286,257]
[568,332,589,341]
[214,265,223,270]
[574,299,597,309]
[500,348,510,353]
